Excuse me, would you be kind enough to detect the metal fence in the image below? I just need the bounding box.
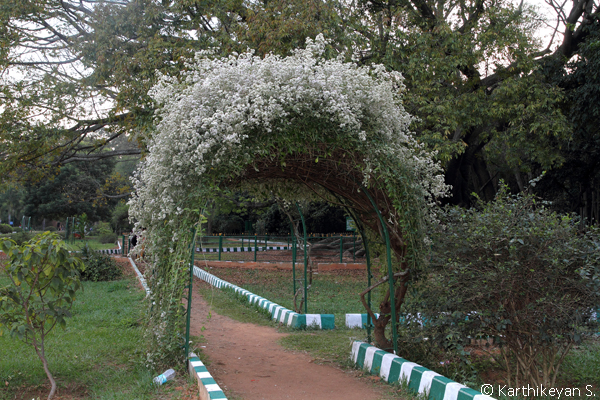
[192,234,365,264]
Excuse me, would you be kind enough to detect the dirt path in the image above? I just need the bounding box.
[188,280,395,400]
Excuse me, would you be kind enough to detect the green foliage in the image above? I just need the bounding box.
[0,232,83,338]
[99,233,118,244]
[22,161,120,222]
[351,0,594,204]
[0,224,13,234]
[0,184,25,224]
[8,231,33,245]
[255,201,347,234]
[94,221,113,236]
[74,213,89,240]
[0,232,84,399]
[535,21,600,216]
[416,186,600,387]
[80,245,122,282]
[111,202,133,234]
[143,213,206,368]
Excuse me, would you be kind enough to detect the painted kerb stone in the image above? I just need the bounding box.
[351,341,496,400]
[193,266,334,330]
[188,352,228,400]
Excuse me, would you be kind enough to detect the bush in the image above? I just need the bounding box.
[99,233,118,244]
[9,231,33,245]
[45,226,57,232]
[416,185,600,387]
[80,245,122,282]
[0,224,14,234]
[95,221,113,236]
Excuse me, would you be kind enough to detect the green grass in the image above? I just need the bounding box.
[0,233,118,251]
[65,237,119,251]
[199,268,369,325]
[562,338,600,387]
[0,273,196,399]
[197,283,275,327]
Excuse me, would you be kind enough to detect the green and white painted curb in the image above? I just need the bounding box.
[69,248,122,255]
[97,248,122,255]
[351,341,496,400]
[345,313,379,329]
[196,246,290,253]
[194,266,335,329]
[188,352,227,400]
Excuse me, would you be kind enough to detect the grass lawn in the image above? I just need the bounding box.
[0,233,118,251]
[197,268,369,326]
[64,237,119,251]
[0,270,197,400]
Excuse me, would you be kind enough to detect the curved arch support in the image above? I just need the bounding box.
[295,202,309,315]
[361,187,399,355]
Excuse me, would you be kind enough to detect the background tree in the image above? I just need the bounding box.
[21,155,132,225]
[346,0,598,205]
[0,0,340,181]
[534,20,600,223]
[0,184,25,226]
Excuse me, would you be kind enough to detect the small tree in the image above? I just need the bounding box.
[418,185,600,387]
[74,213,89,239]
[0,232,84,400]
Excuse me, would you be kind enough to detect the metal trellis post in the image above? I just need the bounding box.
[295,203,308,314]
[185,227,197,359]
[218,235,223,261]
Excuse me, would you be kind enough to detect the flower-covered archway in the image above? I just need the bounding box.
[129,36,447,364]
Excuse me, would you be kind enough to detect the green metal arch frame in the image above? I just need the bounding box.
[342,205,374,344]
[361,186,399,355]
[329,188,398,352]
[295,203,309,315]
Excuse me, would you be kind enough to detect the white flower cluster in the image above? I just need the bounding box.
[129,35,448,237]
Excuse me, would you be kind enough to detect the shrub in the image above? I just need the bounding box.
[45,226,57,232]
[99,233,118,244]
[79,245,122,282]
[95,221,113,236]
[417,185,600,387]
[9,231,33,245]
[0,224,14,234]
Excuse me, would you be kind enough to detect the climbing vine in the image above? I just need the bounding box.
[130,35,449,363]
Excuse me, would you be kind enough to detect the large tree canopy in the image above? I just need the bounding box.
[347,0,599,204]
[0,0,343,181]
[1,0,598,207]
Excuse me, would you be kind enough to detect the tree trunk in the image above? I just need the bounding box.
[33,337,57,400]
[368,275,410,351]
[445,129,494,206]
